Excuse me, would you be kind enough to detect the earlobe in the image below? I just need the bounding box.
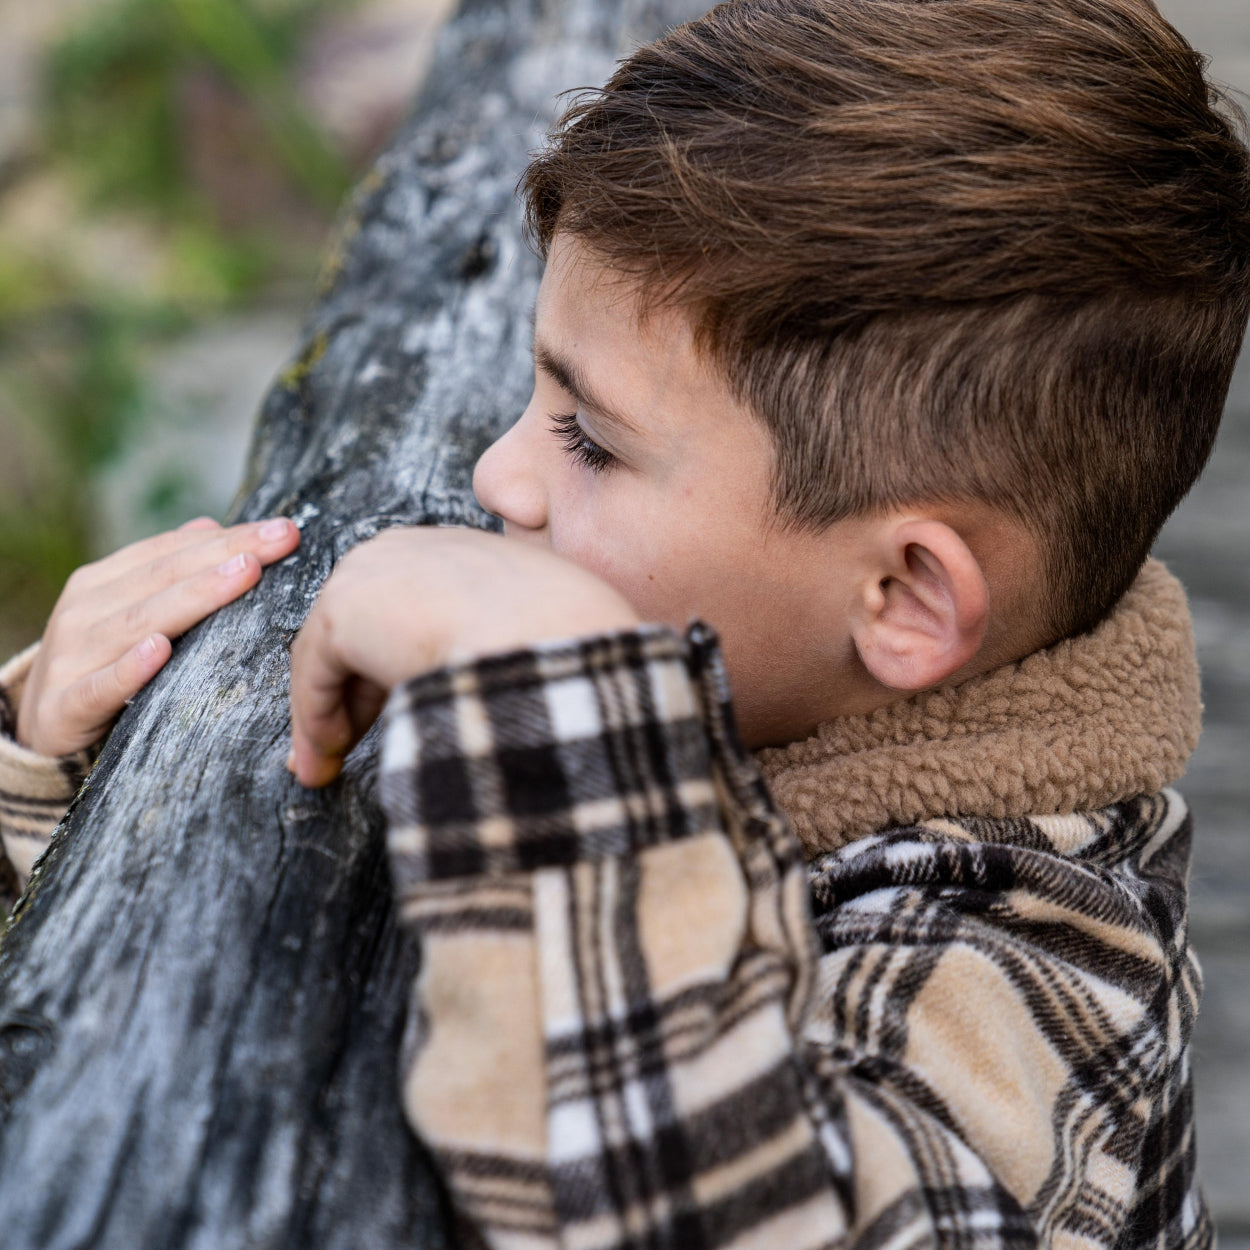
[852,520,989,692]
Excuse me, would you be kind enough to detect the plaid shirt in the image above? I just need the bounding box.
[0,611,1211,1249]
[379,622,1211,1250]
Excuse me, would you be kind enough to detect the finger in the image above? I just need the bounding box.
[179,516,222,532]
[288,614,360,789]
[45,524,299,694]
[344,675,389,746]
[135,518,300,587]
[52,633,173,755]
[82,517,299,590]
[86,520,299,615]
[287,741,345,789]
[101,551,267,649]
[70,524,232,588]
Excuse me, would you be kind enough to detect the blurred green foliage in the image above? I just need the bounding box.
[46,0,353,221]
[0,0,359,652]
[0,301,190,645]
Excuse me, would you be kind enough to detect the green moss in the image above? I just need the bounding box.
[316,165,385,295]
[279,328,329,390]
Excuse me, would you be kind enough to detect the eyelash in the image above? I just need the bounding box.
[549,411,618,474]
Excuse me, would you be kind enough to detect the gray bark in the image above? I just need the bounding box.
[0,0,701,1243]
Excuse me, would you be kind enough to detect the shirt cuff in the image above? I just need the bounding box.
[380,624,728,890]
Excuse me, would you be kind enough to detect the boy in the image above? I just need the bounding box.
[3,0,1248,1247]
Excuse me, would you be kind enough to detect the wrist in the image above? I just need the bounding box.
[3,643,49,755]
[443,586,641,669]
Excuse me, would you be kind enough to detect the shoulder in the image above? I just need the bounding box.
[805,789,1199,1064]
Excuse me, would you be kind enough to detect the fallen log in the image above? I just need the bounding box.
[0,0,701,1242]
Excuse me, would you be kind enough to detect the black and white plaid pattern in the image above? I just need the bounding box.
[384,628,725,887]
[380,624,1211,1250]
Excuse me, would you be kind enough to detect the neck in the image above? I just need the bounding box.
[752,559,1201,855]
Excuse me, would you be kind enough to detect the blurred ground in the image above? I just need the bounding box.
[1154,346,1250,1239]
[0,0,1247,1234]
[1152,1,1250,1235]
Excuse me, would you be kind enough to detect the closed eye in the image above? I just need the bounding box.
[549,411,618,473]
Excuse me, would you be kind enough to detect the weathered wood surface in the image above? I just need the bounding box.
[0,0,702,1243]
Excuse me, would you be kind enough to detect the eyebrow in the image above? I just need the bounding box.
[533,340,641,438]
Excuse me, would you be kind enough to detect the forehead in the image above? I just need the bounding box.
[536,235,677,349]
[534,235,727,426]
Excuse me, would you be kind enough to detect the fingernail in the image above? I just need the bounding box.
[286,748,296,773]
[259,519,290,541]
[139,635,160,660]
[219,553,249,576]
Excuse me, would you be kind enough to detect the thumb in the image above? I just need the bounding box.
[288,615,359,789]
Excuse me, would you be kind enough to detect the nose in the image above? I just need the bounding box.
[473,409,548,535]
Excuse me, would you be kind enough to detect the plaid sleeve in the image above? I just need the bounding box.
[0,644,93,915]
[380,625,1065,1250]
[381,625,852,1249]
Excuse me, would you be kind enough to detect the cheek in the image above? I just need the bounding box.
[544,465,769,631]
[547,484,687,621]
[575,533,739,634]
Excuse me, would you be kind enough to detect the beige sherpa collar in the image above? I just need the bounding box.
[754,559,1201,856]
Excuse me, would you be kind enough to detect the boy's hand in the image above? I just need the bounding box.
[17,517,301,758]
[287,527,640,788]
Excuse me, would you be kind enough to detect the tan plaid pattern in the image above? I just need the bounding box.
[379,625,1211,1250]
[0,612,1212,1249]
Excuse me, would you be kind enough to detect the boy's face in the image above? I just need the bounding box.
[473,233,883,746]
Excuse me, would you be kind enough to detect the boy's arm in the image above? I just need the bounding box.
[379,624,1041,1249]
[291,527,1193,1249]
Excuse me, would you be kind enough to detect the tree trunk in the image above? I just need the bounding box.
[0,0,700,1242]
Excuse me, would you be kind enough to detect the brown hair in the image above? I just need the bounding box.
[521,0,1250,640]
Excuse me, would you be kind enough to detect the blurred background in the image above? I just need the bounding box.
[0,0,1245,1234]
[0,0,451,658]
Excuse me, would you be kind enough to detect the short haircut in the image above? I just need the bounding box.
[521,0,1250,640]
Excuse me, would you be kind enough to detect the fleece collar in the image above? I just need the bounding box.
[754,559,1202,856]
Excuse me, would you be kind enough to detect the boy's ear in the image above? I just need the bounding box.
[851,519,989,692]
